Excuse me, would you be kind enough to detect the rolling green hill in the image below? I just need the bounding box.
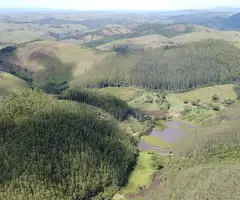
[72,39,240,91]
[0,89,137,200]
[0,41,111,90]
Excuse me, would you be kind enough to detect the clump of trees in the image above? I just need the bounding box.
[0,89,138,200]
[76,39,240,91]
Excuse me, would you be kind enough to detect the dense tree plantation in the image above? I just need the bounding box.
[60,88,132,120]
[75,39,240,90]
[0,89,138,200]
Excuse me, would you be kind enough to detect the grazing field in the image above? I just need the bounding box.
[0,72,27,96]
[91,87,143,102]
[15,41,110,87]
[122,152,156,195]
[0,29,44,44]
[167,84,237,124]
[167,84,237,113]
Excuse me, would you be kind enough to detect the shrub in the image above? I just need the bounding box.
[181,106,192,115]
[212,94,219,102]
[191,100,197,106]
[212,105,220,111]
[222,99,235,107]
[183,100,189,104]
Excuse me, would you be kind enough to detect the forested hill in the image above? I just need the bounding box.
[60,88,132,120]
[0,89,137,200]
[72,39,240,90]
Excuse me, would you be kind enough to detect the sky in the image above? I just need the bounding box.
[0,0,240,10]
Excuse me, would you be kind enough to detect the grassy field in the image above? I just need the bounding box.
[167,84,237,125]
[122,152,156,195]
[95,87,169,116]
[14,40,110,87]
[0,72,28,96]
[0,29,44,44]
[92,87,143,102]
[167,84,237,113]
[97,34,171,50]
[172,31,240,43]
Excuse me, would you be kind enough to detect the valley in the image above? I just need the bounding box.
[0,8,240,200]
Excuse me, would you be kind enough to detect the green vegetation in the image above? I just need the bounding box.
[0,89,137,200]
[96,87,143,102]
[97,34,171,50]
[75,40,240,91]
[0,72,28,96]
[234,41,240,48]
[167,106,240,199]
[122,152,155,194]
[172,31,240,43]
[181,106,217,125]
[167,84,238,124]
[1,10,240,200]
[141,136,173,149]
[60,88,132,120]
[134,103,240,200]
[154,120,167,131]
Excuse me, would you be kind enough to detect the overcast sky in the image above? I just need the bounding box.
[0,0,240,10]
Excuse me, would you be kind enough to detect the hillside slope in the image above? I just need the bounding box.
[72,39,240,91]
[0,89,137,200]
[0,72,28,96]
[97,34,171,50]
[0,41,110,89]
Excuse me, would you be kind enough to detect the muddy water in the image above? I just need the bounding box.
[138,121,197,154]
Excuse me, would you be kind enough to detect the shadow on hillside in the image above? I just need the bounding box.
[30,51,76,88]
[0,107,137,199]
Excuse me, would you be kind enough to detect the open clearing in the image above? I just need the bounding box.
[167,84,237,113]
[17,41,109,76]
[0,72,28,96]
[15,40,110,87]
[96,87,143,102]
[122,152,155,195]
